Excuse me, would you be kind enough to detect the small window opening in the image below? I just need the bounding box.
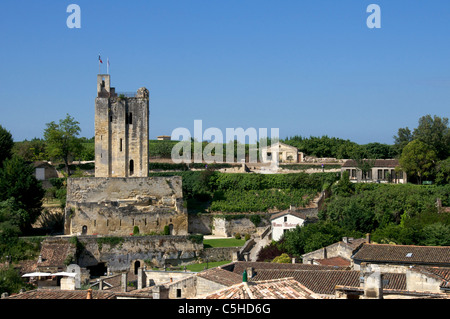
[130,159,134,175]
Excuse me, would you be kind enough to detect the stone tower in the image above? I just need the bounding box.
[95,74,149,177]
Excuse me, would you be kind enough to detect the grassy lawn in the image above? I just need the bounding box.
[185,260,232,272]
[203,238,246,248]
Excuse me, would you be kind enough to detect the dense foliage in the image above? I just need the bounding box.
[283,135,397,159]
[0,156,45,232]
[270,182,450,259]
[0,125,14,167]
[150,171,338,213]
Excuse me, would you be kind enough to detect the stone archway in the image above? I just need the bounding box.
[134,260,141,275]
[82,225,87,235]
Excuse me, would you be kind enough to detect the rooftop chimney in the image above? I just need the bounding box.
[364,272,383,299]
[38,255,42,263]
[152,285,161,299]
[366,233,371,244]
[246,267,254,278]
[86,288,92,299]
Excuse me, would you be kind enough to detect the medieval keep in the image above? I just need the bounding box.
[63,75,188,236]
[95,74,149,177]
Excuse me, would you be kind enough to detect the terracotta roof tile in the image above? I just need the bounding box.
[229,261,347,276]
[197,267,242,286]
[197,278,318,299]
[342,159,400,168]
[5,289,116,299]
[314,257,351,267]
[352,244,450,266]
[38,240,75,268]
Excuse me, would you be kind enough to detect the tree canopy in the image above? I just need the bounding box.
[0,125,14,167]
[44,114,82,175]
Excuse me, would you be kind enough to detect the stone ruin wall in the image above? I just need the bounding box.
[75,235,203,271]
[64,176,188,236]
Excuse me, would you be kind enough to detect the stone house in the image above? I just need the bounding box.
[32,161,59,188]
[260,142,303,164]
[351,243,450,272]
[342,159,407,184]
[301,236,368,266]
[157,135,171,141]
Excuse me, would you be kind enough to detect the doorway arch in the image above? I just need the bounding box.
[134,260,141,275]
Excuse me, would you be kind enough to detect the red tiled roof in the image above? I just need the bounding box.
[229,261,347,276]
[197,267,243,286]
[197,278,318,299]
[314,257,351,267]
[5,289,116,299]
[352,244,450,266]
[38,240,75,268]
[342,159,399,168]
[249,270,406,295]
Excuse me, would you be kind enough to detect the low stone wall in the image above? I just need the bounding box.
[200,247,240,262]
[188,213,271,237]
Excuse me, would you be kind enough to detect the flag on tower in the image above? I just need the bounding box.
[98,55,103,63]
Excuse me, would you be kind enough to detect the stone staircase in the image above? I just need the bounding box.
[248,226,272,261]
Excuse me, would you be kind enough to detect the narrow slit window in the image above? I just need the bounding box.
[130,159,134,175]
[129,112,132,125]
[120,138,123,152]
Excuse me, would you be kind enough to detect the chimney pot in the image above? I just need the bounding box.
[86,289,92,299]
[366,233,371,243]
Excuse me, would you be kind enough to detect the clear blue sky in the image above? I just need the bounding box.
[0,1,449,144]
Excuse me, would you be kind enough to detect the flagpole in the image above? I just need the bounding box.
[107,57,109,74]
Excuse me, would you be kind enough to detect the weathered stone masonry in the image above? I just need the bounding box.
[64,176,188,236]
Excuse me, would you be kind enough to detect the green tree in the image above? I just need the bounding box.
[420,223,450,246]
[0,266,30,295]
[393,127,413,156]
[271,253,291,263]
[399,140,437,184]
[0,157,45,232]
[0,125,14,167]
[330,170,354,197]
[435,158,450,185]
[413,115,450,160]
[12,138,47,161]
[44,114,82,175]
